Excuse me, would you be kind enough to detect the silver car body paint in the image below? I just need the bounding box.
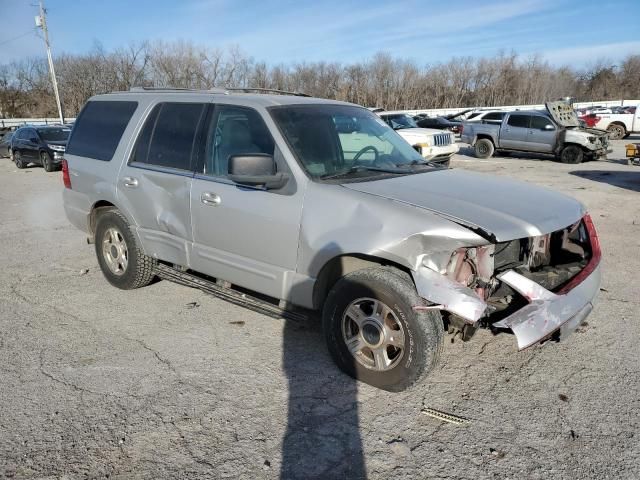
[63,90,600,350]
[342,169,585,242]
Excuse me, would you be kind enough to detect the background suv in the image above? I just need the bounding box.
[10,125,71,171]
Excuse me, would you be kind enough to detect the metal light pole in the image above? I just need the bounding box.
[36,0,64,124]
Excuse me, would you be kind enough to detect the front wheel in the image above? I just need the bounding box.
[323,267,444,392]
[560,145,584,164]
[95,210,157,290]
[41,151,54,172]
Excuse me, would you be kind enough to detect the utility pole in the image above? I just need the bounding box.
[36,0,64,124]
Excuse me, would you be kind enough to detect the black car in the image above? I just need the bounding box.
[10,125,71,171]
[414,115,462,134]
[0,131,14,157]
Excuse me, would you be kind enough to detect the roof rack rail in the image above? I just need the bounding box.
[226,87,310,97]
[128,86,229,94]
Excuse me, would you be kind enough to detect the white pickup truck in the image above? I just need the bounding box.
[591,106,639,139]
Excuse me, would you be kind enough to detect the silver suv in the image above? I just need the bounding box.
[62,88,601,391]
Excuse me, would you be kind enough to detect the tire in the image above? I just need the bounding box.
[41,151,54,172]
[322,267,444,392]
[560,145,584,164]
[94,210,157,290]
[14,150,26,169]
[474,138,494,159]
[607,123,626,140]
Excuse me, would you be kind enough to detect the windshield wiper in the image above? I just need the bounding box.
[320,165,407,180]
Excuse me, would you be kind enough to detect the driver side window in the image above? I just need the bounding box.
[202,105,275,177]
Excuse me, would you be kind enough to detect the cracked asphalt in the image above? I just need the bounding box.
[1,138,639,479]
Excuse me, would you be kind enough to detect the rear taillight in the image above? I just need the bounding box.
[558,213,601,294]
[62,158,72,189]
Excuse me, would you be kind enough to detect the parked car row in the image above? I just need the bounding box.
[1,124,71,171]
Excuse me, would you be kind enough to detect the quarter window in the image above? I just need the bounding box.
[66,101,138,161]
[131,102,206,171]
[507,114,530,128]
[201,105,274,177]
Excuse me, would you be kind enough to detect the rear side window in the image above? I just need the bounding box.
[131,102,205,171]
[66,101,137,161]
[507,114,530,128]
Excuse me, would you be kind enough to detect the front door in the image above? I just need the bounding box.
[190,104,303,299]
[526,115,557,153]
[117,101,206,267]
[500,114,531,150]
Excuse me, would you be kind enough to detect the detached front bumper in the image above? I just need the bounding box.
[492,263,601,349]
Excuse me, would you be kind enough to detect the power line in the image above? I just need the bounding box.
[0,29,37,48]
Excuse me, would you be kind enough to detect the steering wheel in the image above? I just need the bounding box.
[353,145,379,163]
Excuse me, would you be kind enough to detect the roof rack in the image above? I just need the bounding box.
[128,86,229,94]
[226,87,310,97]
[126,86,311,97]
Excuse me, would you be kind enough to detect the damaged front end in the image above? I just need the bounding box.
[412,214,601,349]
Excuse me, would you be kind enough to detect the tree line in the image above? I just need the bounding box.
[0,40,638,118]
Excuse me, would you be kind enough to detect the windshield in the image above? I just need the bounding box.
[37,128,70,142]
[270,104,428,180]
[381,114,418,129]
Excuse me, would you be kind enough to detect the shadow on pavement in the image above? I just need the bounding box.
[281,245,366,479]
[570,170,640,192]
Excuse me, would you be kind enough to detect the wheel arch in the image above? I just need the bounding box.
[312,253,413,310]
[88,200,139,245]
[475,134,496,146]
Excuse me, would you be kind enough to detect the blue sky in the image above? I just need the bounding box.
[1,0,639,67]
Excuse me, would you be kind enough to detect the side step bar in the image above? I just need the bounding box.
[154,263,310,323]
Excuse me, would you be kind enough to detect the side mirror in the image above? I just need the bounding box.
[544,124,555,131]
[228,154,289,190]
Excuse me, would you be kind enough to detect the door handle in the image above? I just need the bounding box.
[201,192,221,206]
[122,176,138,188]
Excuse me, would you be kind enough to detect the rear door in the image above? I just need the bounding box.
[190,104,302,299]
[526,115,557,152]
[117,101,206,267]
[500,114,530,150]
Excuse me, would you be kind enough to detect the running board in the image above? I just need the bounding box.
[154,263,310,323]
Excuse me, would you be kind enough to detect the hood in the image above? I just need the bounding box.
[546,101,580,127]
[342,169,585,242]
[395,127,447,142]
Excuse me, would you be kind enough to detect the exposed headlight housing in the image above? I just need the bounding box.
[48,144,65,152]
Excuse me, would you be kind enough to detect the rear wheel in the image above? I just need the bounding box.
[41,151,54,172]
[95,210,156,290]
[560,145,584,164]
[323,267,444,392]
[607,123,626,140]
[474,138,494,159]
[14,150,26,169]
